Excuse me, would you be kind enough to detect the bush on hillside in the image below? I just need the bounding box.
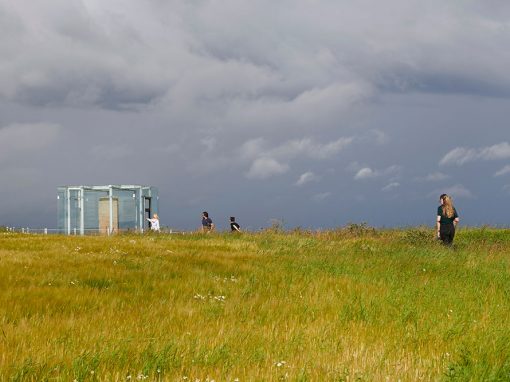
[265,218,285,233]
[345,222,377,237]
[402,227,436,246]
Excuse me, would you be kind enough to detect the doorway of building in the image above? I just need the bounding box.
[144,197,152,229]
[99,198,119,234]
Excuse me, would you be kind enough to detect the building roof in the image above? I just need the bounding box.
[58,185,156,190]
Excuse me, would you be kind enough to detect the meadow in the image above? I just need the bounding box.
[0,227,509,381]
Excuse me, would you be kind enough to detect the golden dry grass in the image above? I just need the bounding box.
[0,228,509,381]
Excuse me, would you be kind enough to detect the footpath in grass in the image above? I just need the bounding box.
[0,227,509,381]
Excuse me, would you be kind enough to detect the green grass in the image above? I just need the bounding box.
[1,228,509,381]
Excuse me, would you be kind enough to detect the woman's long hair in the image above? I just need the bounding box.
[440,194,455,218]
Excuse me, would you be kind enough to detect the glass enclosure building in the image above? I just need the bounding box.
[57,185,158,235]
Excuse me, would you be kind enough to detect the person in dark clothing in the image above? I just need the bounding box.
[230,217,241,232]
[201,211,215,233]
[436,194,459,245]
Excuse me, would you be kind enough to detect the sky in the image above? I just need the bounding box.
[0,0,509,230]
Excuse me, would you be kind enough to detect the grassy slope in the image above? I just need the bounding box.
[0,228,509,381]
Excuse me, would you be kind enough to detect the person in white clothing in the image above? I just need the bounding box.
[147,213,160,232]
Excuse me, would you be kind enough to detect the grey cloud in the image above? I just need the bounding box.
[354,165,401,180]
[494,165,510,177]
[240,136,353,179]
[200,137,217,152]
[346,162,364,172]
[268,137,354,161]
[354,167,376,180]
[0,123,61,164]
[415,172,449,182]
[382,182,400,192]
[311,192,332,202]
[295,171,319,187]
[440,142,510,166]
[193,0,510,98]
[429,184,474,199]
[246,157,289,179]
[90,145,132,161]
[367,130,390,146]
[3,0,510,113]
[0,1,185,108]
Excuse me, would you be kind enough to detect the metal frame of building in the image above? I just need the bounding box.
[57,185,158,235]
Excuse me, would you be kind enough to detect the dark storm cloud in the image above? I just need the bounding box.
[4,1,510,109]
[1,0,510,228]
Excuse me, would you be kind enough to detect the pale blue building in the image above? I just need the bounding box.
[57,185,158,234]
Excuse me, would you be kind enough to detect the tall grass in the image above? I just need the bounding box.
[0,228,509,381]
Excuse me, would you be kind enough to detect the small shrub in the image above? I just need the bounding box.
[264,218,285,233]
[402,227,435,246]
[345,222,377,237]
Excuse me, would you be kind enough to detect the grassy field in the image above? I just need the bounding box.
[0,227,509,381]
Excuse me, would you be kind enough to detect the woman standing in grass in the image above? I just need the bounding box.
[437,194,459,245]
